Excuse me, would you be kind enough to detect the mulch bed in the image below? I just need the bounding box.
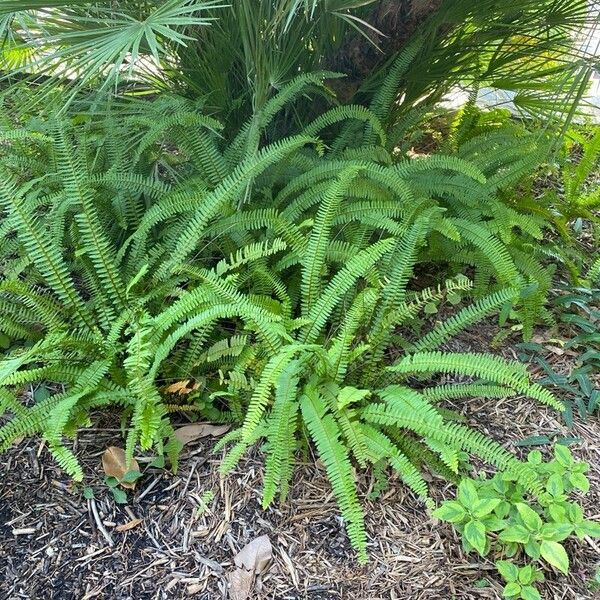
[1,327,600,600]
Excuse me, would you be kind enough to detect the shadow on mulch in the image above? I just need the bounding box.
[1,327,600,599]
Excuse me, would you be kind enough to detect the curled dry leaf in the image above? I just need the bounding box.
[101,446,140,490]
[173,423,231,446]
[228,535,273,600]
[115,518,143,532]
[234,535,273,573]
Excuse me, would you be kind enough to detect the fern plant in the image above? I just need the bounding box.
[0,80,565,561]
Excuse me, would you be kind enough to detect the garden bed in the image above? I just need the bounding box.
[2,329,599,600]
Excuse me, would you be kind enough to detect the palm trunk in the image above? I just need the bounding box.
[323,0,442,102]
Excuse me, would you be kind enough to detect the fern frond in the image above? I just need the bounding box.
[262,359,302,507]
[300,167,359,315]
[389,352,562,410]
[412,287,520,352]
[301,385,367,562]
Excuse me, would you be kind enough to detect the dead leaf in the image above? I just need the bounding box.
[173,423,231,446]
[101,446,140,490]
[165,380,191,394]
[228,535,272,599]
[164,380,201,395]
[228,568,253,600]
[234,535,273,574]
[115,518,143,532]
[407,147,430,159]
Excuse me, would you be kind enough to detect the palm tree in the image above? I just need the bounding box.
[0,0,597,126]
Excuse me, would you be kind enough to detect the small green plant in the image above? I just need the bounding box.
[517,283,600,425]
[496,562,545,600]
[104,476,129,504]
[434,446,600,597]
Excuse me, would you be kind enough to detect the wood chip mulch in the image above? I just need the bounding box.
[1,328,599,600]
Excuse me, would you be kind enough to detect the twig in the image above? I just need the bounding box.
[137,475,162,501]
[88,498,114,547]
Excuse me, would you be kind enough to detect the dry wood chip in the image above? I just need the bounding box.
[115,518,143,532]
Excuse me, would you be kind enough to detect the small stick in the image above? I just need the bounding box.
[137,475,162,501]
[12,528,37,536]
[89,498,114,547]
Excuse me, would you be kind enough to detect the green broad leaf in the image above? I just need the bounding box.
[539,523,572,542]
[569,472,589,493]
[149,455,166,469]
[503,582,521,598]
[520,585,541,600]
[515,503,542,532]
[546,473,564,497]
[524,539,541,560]
[337,386,370,410]
[554,444,573,467]
[573,461,589,474]
[540,540,569,574]
[433,501,466,523]
[485,516,508,531]
[121,470,143,483]
[464,519,487,556]
[578,520,600,537]
[33,385,51,402]
[458,479,479,506]
[548,503,567,522]
[505,542,519,558]
[496,500,511,519]
[82,486,94,500]
[111,487,128,504]
[499,524,531,544]
[527,450,542,465]
[518,565,535,585]
[496,560,519,582]
[104,475,119,488]
[473,498,501,518]
[566,502,583,523]
[447,291,462,305]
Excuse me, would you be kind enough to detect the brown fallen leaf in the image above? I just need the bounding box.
[234,535,273,573]
[228,535,273,599]
[164,379,190,394]
[173,423,231,446]
[228,569,253,600]
[115,518,143,532]
[164,380,201,395]
[101,446,140,490]
[531,333,548,345]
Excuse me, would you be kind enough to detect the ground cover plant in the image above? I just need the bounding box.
[435,445,600,599]
[0,1,599,597]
